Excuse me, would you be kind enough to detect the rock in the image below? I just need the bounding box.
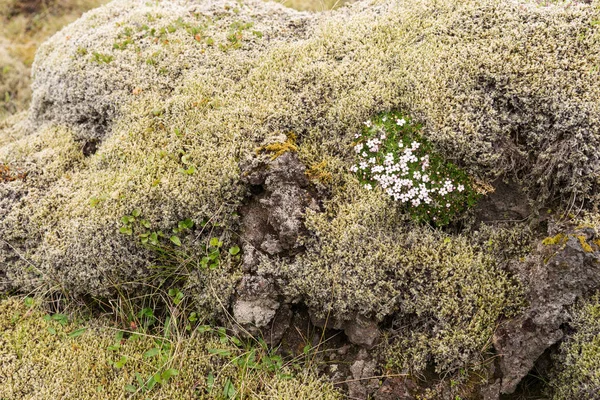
[343,315,380,348]
[233,298,279,328]
[374,377,417,400]
[232,275,280,329]
[494,228,600,394]
[347,350,379,400]
[241,151,312,256]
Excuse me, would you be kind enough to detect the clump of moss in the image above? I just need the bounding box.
[549,294,600,399]
[543,233,567,246]
[0,297,342,400]
[257,132,298,160]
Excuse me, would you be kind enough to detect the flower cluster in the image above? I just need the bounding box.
[351,112,478,226]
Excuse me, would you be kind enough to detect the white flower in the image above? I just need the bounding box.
[446,203,451,208]
[457,184,465,192]
[354,144,363,153]
[364,120,372,127]
[396,118,406,126]
[422,174,429,182]
[382,116,387,122]
[359,162,368,170]
[350,165,358,173]
[361,152,368,158]
[369,157,376,164]
[364,183,372,190]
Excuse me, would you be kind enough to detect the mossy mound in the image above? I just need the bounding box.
[1,0,600,389]
[0,297,341,399]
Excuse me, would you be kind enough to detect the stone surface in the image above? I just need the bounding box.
[494,228,600,394]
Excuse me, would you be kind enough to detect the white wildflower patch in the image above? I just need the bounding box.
[353,112,478,225]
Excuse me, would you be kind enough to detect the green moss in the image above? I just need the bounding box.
[0,297,342,400]
[577,235,594,253]
[257,132,298,160]
[550,294,600,399]
[543,233,567,246]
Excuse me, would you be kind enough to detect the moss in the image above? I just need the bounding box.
[543,233,567,246]
[577,235,594,253]
[305,159,333,184]
[257,132,299,160]
[0,297,342,400]
[0,0,598,369]
[550,294,600,399]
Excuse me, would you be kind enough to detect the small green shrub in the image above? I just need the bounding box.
[352,112,478,226]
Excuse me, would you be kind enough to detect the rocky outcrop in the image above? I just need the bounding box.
[494,228,600,394]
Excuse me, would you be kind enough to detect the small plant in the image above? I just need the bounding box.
[91,52,114,64]
[352,111,478,226]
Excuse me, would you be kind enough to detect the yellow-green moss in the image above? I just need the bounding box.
[257,132,299,160]
[577,235,594,253]
[543,233,567,246]
[305,159,333,184]
[0,297,341,400]
[550,294,600,399]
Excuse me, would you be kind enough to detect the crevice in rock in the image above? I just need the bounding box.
[82,139,99,157]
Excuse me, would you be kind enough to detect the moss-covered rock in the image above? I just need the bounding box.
[259,178,522,373]
[2,0,600,392]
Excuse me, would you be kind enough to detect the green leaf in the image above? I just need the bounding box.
[228,246,240,255]
[119,226,132,235]
[161,368,179,382]
[68,328,87,338]
[143,348,160,358]
[132,209,141,217]
[107,343,120,351]
[206,372,215,393]
[208,348,232,357]
[147,375,157,390]
[209,237,222,248]
[141,219,151,228]
[135,372,145,387]
[223,379,236,399]
[47,327,56,335]
[115,356,128,368]
[52,313,68,326]
[124,384,137,393]
[170,236,181,246]
[181,154,191,165]
[24,297,35,308]
[303,344,311,355]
